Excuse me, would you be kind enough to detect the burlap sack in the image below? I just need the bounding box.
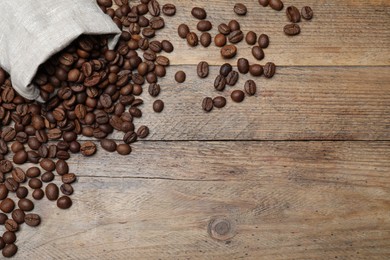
[0,0,121,101]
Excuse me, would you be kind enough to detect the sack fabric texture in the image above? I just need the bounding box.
[0,0,121,101]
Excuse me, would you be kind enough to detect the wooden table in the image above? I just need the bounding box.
[15,0,390,259]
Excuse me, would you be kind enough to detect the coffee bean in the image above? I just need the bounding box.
[100,139,117,152]
[2,243,18,257]
[0,160,13,173]
[11,168,26,183]
[28,178,42,189]
[16,186,28,199]
[269,0,284,11]
[246,31,257,45]
[123,131,137,144]
[45,183,60,201]
[162,4,176,16]
[258,34,270,48]
[24,213,41,227]
[228,30,244,44]
[226,71,239,86]
[40,158,55,172]
[161,40,174,53]
[2,127,16,142]
[60,184,74,195]
[213,96,227,108]
[197,20,212,31]
[231,90,245,103]
[237,58,249,74]
[284,23,300,36]
[148,83,161,97]
[148,0,160,16]
[97,0,112,7]
[244,80,257,96]
[129,107,142,118]
[252,46,265,60]
[0,198,14,213]
[178,24,190,39]
[62,173,76,184]
[259,0,269,7]
[286,6,301,23]
[186,32,199,46]
[56,196,72,209]
[10,142,23,153]
[117,144,132,155]
[5,178,19,192]
[214,75,227,91]
[12,209,25,224]
[2,231,16,244]
[221,45,237,59]
[5,219,18,232]
[301,6,313,20]
[41,171,55,182]
[18,198,34,211]
[202,97,213,112]
[153,100,164,113]
[249,64,264,76]
[214,34,227,47]
[26,167,41,178]
[175,71,186,83]
[156,56,169,66]
[0,237,5,251]
[191,7,207,19]
[0,213,8,224]
[150,17,165,30]
[218,23,231,35]
[197,61,209,78]
[219,63,232,77]
[264,62,276,78]
[0,185,8,200]
[67,69,80,82]
[228,20,240,31]
[32,189,44,200]
[234,3,247,15]
[200,32,212,47]
[80,141,97,156]
[137,126,149,139]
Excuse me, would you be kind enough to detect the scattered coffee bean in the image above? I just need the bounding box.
[246,31,257,45]
[153,100,164,113]
[186,32,199,46]
[32,189,44,200]
[286,6,301,23]
[80,141,97,156]
[301,6,313,20]
[269,0,284,11]
[228,30,244,44]
[218,23,231,35]
[202,97,213,112]
[234,3,247,15]
[148,83,161,97]
[197,61,209,78]
[258,34,270,48]
[226,71,239,86]
[200,33,212,47]
[137,126,149,139]
[244,80,257,96]
[60,184,74,196]
[100,139,117,152]
[221,45,237,59]
[24,213,41,227]
[175,71,186,83]
[214,75,227,91]
[258,0,269,7]
[0,198,15,213]
[231,90,245,103]
[284,23,300,36]
[178,24,190,39]
[2,231,16,244]
[117,144,132,155]
[197,20,212,31]
[264,62,276,78]
[18,198,34,211]
[252,46,265,60]
[57,196,72,209]
[2,243,18,258]
[237,58,250,74]
[162,4,176,16]
[214,34,227,47]
[228,20,240,31]
[191,7,207,20]
[12,209,25,224]
[213,96,227,108]
[249,64,264,76]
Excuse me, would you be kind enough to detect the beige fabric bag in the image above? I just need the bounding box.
[0,0,121,101]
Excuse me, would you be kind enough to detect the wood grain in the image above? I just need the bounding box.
[147,0,390,66]
[10,141,390,259]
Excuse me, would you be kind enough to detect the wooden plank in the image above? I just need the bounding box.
[92,67,390,141]
[141,0,390,66]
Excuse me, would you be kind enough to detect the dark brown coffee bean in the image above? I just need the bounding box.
[2,243,18,257]
[0,160,13,173]
[32,189,44,200]
[301,6,313,20]
[221,45,237,59]
[245,80,257,96]
[18,198,34,212]
[16,186,28,199]
[228,20,240,31]
[0,198,14,213]
[234,3,247,15]
[231,90,245,103]
[191,7,207,19]
[214,34,227,47]
[148,83,161,97]
[178,24,190,39]
[264,62,276,78]
[0,213,8,224]
[218,23,231,35]
[237,58,249,74]
[149,40,162,53]
[129,107,142,118]
[26,167,40,178]
[1,87,14,103]
[80,141,97,156]
[100,139,117,152]
[161,40,174,53]
[0,237,5,250]
[197,20,212,31]
[228,30,244,43]
[69,141,81,153]
[286,6,301,23]
[40,158,55,172]
[5,219,18,232]
[62,173,76,184]
[12,209,25,224]
[269,0,284,11]
[202,97,213,112]
[284,23,300,36]
[60,184,74,195]
[57,196,72,209]
[41,171,55,182]
[13,150,27,165]
[100,94,113,108]
[24,213,41,227]
[2,231,16,244]
[213,96,227,108]
[137,126,149,139]
[162,4,176,16]
[11,168,26,183]
[5,178,19,192]
[48,145,57,158]
[0,185,8,200]
[142,28,156,38]
[117,144,132,155]
[186,32,199,47]
[150,17,165,29]
[252,46,265,60]
[200,32,212,47]
[29,178,42,189]
[156,56,169,66]
[148,0,160,16]
[249,64,264,76]
[219,63,232,77]
[123,131,137,144]
[259,0,269,7]
[2,127,16,142]
[214,75,227,91]
[153,100,164,113]
[197,61,209,78]
[246,31,257,45]
[258,34,270,48]
[175,71,186,83]
[226,71,239,86]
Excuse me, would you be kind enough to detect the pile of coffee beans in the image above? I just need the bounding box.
[0,0,313,257]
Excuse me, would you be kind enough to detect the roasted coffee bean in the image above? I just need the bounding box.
[2,243,18,257]
[231,90,245,103]
[129,107,142,118]
[252,46,265,60]
[284,23,300,36]
[200,32,212,47]
[10,142,23,153]
[202,97,213,112]
[148,83,161,97]
[41,171,55,182]
[16,186,28,199]
[178,24,190,39]
[62,173,76,184]
[150,17,165,29]
[27,151,41,164]
[219,63,232,77]
[48,145,58,158]
[226,71,239,86]
[28,178,42,189]
[214,34,227,47]
[60,184,74,195]
[246,31,257,45]
[186,32,199,47]
[137,126,149,139]
[0,238,5,251]
[45,183,60,201]
[26,167,41,178]
[156,56,169,66]
[228,30,244,43]
[32,189,44,200]
[221,45,237,59]
[12,209,25,224]
[80,141,97,156]
[5,178,19,192]
[234,3,247,15]
[153,100,164,113]
[161,40,174,53]
[69,141,81,153]
[197,20,212,31]
[259,0,269,7]
[258,34,270,48]
[148,0,160,16]
[197,61,209,78]
[213,96,227,108]
[100,139,117,152]
[162,4,176,16]
[142,28,156,38]
[2,127,16,142]
[2,231,16,244]
[0,160,13,173]
[301,6,313,20]
[11,168,26,183]
[97,0,112,7]
[123,131,137,144]
[0,185,8,200]
[237,58,249,74]
[218,23,231,35]
[286,6,301,23]
[57,196,72,209]
[0,213,8,224]
[13,150,27,164]
[117,144,132,155]
[264,62,276,78]
[228,20,240,31]
[214,75,227,91]
[40,158,56,172]
[5,219,18,232]
[269,0,284,11]
[191,7,207,19]
[0,198,15,213]
[245,80,257,96]
[18,198,34,212]
[249,64,264,76]
[24,213,41,227]
[175,71,186,83]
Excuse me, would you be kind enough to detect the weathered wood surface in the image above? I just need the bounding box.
[13,141,390,259]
